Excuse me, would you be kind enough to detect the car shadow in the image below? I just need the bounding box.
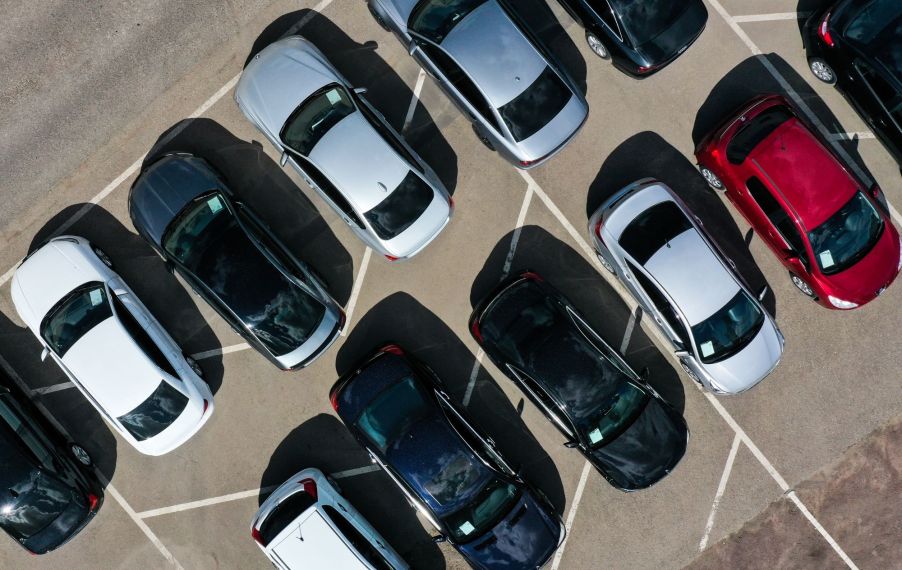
[0,309,119,483]
[335,293,568,517]
[141,118,355,306]
[470,225,686,415]
[27,204,227,397]
[692,54,875,184]
[257,412,446,568]
[243,10,459,194]
[585,131,778,317]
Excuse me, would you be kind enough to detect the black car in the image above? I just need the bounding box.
[128,153,345,370]
[330,344,564,570]
[469,271,688,491]
[556,0,707,76]
[0,378,103,554]
[804,0,902,165]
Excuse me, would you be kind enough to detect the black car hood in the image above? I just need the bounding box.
[457,493,560,570]
[22,492,89,554]
[636,0,708,66]
[589,397,688,490]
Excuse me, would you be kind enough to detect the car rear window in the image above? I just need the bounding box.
[41,282,112,357]
[364,171,434,240]
[258,492,317,546]
[0,451,72,541]
[618,201,691,264]
[409,0,488,43]
[499,67,572,142]
[726,106,793,164]
[608,0,690,46]
[117,381,189,442]
[281,85,355,156]
[355,376,431,453]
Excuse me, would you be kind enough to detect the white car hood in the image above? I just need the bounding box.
[701,318,784,394]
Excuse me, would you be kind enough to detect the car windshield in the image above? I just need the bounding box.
[807,192,884,275]
[364,171,435,240]
[608,0,689,46]
[409,0,488,43]
[281,85,355,156]
[619,201,692,265]
[163,193,326,356]
[355,376,431,453]
[441,478,520,543]
[498,67,572,142]
[691,290,764,364]
[582,381,648,449]
[40,282,112,357]
[117,381,189,442]
[726,106,793,164]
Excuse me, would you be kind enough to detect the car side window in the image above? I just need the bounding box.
[855,62,902,123]
[0,398,56,471]
[415,40,501,131]
[296,157,365,228]
[746,177,811,267]
[110,294,180,379]
[322,505,392,570]
[626,261,691,350]
[585,0,621,40]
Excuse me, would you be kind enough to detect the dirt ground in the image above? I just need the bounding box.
[687,415,902,570]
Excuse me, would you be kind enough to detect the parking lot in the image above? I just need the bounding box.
[1,0,899,568]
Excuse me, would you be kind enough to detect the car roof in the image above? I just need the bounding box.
[440,1,547,108]
[748,118,859,229]
[308,112,413,213]
[269,508,368,569]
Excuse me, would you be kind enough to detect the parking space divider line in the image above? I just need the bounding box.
[699,433,742,551]
[461,349,486,407]
[402,69,428,133]
[331,465,381,479]
[32,381,75,396]
[731,13,810,24]
[191,343,251,361]
[620,308,638,354]
[342,247,372,336]
[551,460,592,570]
[827,131,876,142]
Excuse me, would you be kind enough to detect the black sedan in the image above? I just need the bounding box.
[0,378,102,554]
[330,344,564,570]
[129,153,345,370]
[556,0,707,77]
[469,271,688,491]
[804,0,902,165]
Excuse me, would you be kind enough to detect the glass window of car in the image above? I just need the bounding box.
[441,478,520,543]
[281,85,355,156]
[416,41,499,130]
[585,0,622,39]
[364,171,435,240]
[619,201,692,264]
[295,157,365,228]
[856,63,902,124]
[581,380,648,448]
[409,0,488,43]
[746,176,811,267]
[41,282,113,357]
[843,0,902,51]
[0,399,55,472]
[353,94,423,173]
[258,492,317,546]
[355,376,431,453]
[807,192,884,275]
[626,261,690,349]
[322,505,393,570]
[110,294,179,379]
[116,380,189,442]
[498,67,572,143]
[690,290,765,364]
[607,0,689,46]
[726,106,793,164]
[0,440,72,542]
[162,193,327,356]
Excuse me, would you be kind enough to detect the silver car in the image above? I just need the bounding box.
[588,179,785,394]
[368,0,589,168]
[235,36,453,262]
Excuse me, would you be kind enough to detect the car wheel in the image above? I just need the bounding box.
[585,32,610,60]
[367,3,390,31]
[185,354,205,379]
[698,165,725,191]
[472,124,495,151]
[92,246,114,269]
[597,253,616,274]
[808,58,836,85]
[326,475,342,495]
[679,360,701,385]
[790,273,815,298]
[70,444,92,466]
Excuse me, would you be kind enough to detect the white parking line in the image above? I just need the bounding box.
[461,349,486,407]
[699,433,742,551]
[331,464,381,479]
[342,247,373,336]
[827,131,877,141]
[32,381,75,396]
[402,69,428,134]
[192,343,252,361]
[620,308,638,354]
[551,460,592,570]
[731,13,809,23]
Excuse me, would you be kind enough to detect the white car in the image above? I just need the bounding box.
[251,468,408,570]
[10,236,214,456]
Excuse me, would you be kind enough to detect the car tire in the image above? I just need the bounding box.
[698,165,725,192]
[790,273,815,298]
[679,360,701,385]
[367,3,390,31]
[585,32,610,60]
[92,246,114,269]
[597,253,616,274]
[808,58,837,85]
[70,444,92,466]
[472,124,495,151]
[185,354,205,379]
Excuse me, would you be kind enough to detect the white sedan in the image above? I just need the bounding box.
[11,236,214,456]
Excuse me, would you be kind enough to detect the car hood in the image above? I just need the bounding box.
[588,397,688,490]
[635,0,708,65]
[23,490,89,554]
[701,317,783,394]
[819,221,901,304]
[515,94,588,163]
[457,493,560,570]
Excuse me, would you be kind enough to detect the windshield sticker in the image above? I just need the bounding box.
[89,289,103,306]
[819,250,835,269]
[326,89,341,105]
[207,195,223,214]
[459,521,476,536]
[588,428,603,444]
[700,341,714,358]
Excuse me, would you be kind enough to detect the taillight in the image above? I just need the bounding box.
[299,478,318,500]
[329,388,340,411]
[519,159,536,167]
[385,254,399,261]
[449,197,455,210]
[637,63,661,74]
[521,271,543,282]
[593,218,604,238]
[87,494,99,511]
[818,12,834,47]
[202,399,209,415]
[470,319,483,343]
[382,344,404,356]
[251,526,263,545]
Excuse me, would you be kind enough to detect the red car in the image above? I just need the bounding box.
[695,94,901,309]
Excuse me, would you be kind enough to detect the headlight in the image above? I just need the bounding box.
[828,295,858,309]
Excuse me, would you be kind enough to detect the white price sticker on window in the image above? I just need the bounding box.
[700,341,714,358]
[207,196,223,213]
[588,428,603,444]
[326,89,341,105]
[819,250,835,269]
[89,289,103,306]
[459,521,475,536]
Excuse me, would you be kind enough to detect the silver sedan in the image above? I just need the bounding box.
[368,0,589,168]
[235,36,453,262]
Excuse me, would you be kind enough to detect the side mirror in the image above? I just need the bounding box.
[757,285,769,302]
[353,87,368,95]
[563,440,580,449]
[408,43,418,56]
[40,347,49,362]
[279,151,289,167]
[432,535,447,544]
[674,350,690,359]
[869,182,881,199]
[112,287,127,297]
[782,249,799,261]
